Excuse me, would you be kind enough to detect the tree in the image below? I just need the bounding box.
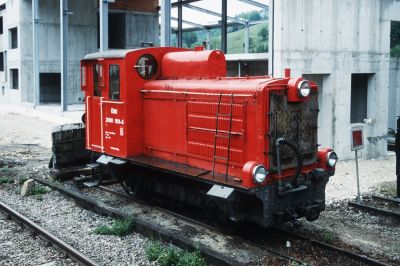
[258,26,268,41]
[183,32,198,48]
[236,10,262,22]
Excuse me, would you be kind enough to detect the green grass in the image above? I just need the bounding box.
[321,229,335,243]
[19,176,29,185]
[94,218,135,236]
[0,177,14,184]
[30,186,48,195]
[145,241,207,266]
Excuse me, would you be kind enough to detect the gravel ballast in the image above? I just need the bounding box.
[0,208,76,266]
[0,186,152,266]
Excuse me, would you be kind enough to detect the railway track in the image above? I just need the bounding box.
[34,176,394,266]
[96,185,391,266]
[348,195,400,220]
[0,199,98,266]
[33,177,251,266]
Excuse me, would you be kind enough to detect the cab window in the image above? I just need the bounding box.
[93,64,101,96]
[109,65,120,100]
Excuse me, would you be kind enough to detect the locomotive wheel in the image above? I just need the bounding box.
[305,209,320,221]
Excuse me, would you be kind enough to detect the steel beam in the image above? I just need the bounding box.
[221,0,227,53]
[60,0,68,112]
[99,0,109,51]
[177,0,183,47]
[32,0,39,107]
[238,0,268,10]
[184,4,246,25]
[171,0,200,7]
[160,0,171,46]
[171,17,205,29]
[172,21,242,33]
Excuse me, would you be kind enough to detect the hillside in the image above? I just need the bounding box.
[211,22,268,53]
[172,22,268,54]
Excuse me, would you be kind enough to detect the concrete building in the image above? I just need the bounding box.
[270,0,400,159]
[0,0,158,108]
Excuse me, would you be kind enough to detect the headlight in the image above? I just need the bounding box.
[297,80,311,97]
[253,165,268,183]
[326,151,338,167]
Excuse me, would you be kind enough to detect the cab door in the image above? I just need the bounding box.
[102,60,127,157]
[86,62,105,152]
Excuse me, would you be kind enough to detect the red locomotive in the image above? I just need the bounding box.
[80,47,337,227]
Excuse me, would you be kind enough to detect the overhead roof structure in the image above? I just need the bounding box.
[161,0,268,54]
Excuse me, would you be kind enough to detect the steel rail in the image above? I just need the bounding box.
[371,195,400,204]
[276,228,389,266]
[348,201,400,219]
[33,177,243,266]
[97,186,308,265]
[0,200,99,266]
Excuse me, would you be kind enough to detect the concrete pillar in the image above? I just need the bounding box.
[160,0,171,46]
[206,30,211,50]
[32,0,39,107]
[99,0,109,51]
[60,0,68,111]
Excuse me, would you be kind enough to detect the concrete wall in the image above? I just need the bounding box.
[389,57,400,130]
[19,0,97,104]
[272,0,400,159]
[125,11,159,48]
[0,0,159,106]
[0,0,22,104]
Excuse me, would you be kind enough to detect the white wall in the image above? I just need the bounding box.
[272,0,400,159]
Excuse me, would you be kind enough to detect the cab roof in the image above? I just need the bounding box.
[83,49,139,60]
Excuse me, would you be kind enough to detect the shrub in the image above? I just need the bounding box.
[31,186,48,195]
[145,241,207,266]
[94,218,135,236]
[0,177,14,184]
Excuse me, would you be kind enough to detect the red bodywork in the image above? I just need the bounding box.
[81,47,333,190]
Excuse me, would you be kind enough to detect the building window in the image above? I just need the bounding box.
[351,73,374,124]
[0,52,4,71]
[10,69,18,90]
[93,64,101,96]
[109,65,120,100]
[10,27,17,49]
[0,17,3,35]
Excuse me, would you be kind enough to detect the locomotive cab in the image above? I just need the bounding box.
[81,47,337,228]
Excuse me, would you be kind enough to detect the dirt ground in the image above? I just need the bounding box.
[0,109,399,264]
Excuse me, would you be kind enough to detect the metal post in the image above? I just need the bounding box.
[396,116,400,199]
[355,150,361,201]
[206,30,210,49]
[268,0,274,76]
[221,0,227,53]
[238,61,241,77]
[177,0,183,47]
[244,22,249,53]
[99,0,108,51]
[160,0,171,46]
[60,0,68,112]
[32,0,39,108]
